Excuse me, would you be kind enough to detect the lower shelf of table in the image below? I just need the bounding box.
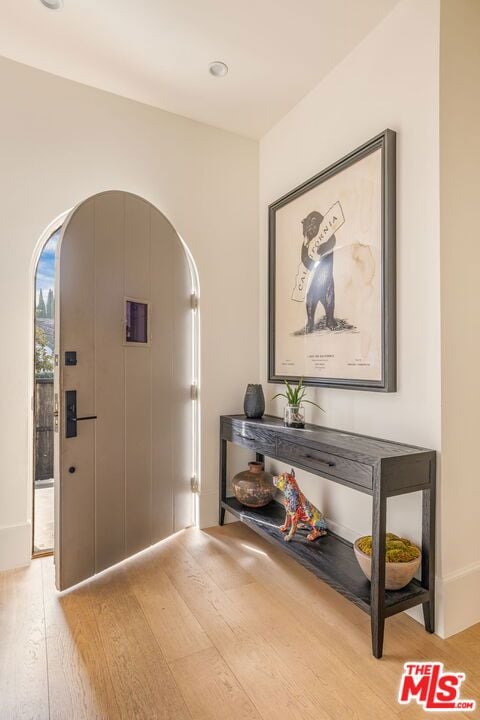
[222,497,430,617]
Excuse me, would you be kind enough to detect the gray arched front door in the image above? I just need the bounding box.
[54,191,194,590]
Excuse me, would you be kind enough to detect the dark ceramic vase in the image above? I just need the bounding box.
[232,461,274,508]
[243,384,265,419]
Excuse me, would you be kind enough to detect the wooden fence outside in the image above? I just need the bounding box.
[35,377,54,482]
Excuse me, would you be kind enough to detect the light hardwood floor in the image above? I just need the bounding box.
[1,522,479,720]
[33,486,54,553]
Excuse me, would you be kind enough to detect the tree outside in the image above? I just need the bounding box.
[36,289,46,318]
[46,289,54,319]
[35,326,54,377]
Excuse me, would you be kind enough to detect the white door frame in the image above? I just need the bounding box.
[29,209,70,556]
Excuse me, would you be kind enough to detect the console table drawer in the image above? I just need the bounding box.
[223,423,277,455]
[276,438,373,490]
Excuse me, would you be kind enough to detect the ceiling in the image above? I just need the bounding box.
[0,0,399,138]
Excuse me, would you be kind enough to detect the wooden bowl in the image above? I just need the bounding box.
[353,539,421,590]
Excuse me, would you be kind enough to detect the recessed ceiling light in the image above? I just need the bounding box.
[209,61,228,78]
[40,0,63,9]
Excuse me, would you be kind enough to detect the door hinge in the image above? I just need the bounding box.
[191,476,200,494]
[190,383,199,401]
[54,353,59,367]
[190,292,198,310]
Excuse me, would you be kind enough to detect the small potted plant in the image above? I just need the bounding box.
[272,378,324,429]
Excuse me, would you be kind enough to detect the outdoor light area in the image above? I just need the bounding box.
[33,227,59,554]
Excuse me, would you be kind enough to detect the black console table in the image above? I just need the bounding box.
[219,414,436,658]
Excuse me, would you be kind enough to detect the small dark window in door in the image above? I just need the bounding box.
[125,299,149,343]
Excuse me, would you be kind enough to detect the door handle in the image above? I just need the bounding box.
[65,390,97,438]
[304,453,335,467]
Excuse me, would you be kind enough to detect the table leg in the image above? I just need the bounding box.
[371,487,387,658]
[219,437,227,526]
[422,464,436,633]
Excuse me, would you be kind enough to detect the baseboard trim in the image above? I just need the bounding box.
[436,560,480,638]
[199,492,221,530]
[0,522,32,571]
[325,516,359,544]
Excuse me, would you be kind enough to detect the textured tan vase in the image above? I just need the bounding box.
[353,539,421,590]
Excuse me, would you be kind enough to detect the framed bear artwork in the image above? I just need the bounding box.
[268,129,396,392]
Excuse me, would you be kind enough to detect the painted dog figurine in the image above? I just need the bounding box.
[273,469,327,542]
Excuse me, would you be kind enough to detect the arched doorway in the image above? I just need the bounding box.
[32,193,200,586]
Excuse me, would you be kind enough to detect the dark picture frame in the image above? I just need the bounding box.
[268,129,396,392]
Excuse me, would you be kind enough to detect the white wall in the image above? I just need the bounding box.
[258,0,442,625]
[3,0,477,641]
[439,0,480,637]
[0,56,259,569]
